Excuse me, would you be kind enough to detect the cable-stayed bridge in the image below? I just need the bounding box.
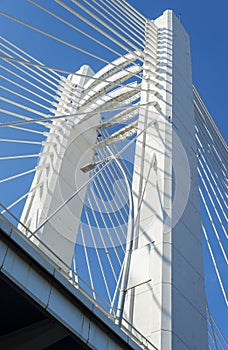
[0,1,227,349]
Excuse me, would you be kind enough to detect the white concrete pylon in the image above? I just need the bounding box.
[119,10,208,350]
[19,64,100,269]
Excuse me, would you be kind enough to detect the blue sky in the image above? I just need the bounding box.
[1,0,227,343]
[1,0,227,140]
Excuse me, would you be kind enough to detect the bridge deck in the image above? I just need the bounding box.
[0,216,142,350]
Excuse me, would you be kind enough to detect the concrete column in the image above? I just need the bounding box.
[121,10,208,350]
[19,65,100,270]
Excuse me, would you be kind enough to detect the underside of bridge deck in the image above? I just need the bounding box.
[0,274,90,349]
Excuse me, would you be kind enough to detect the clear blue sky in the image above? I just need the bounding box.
[1,0,227,140]
[1,0,227,342]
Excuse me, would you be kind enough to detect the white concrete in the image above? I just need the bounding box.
[19,65,100,270]
[121,10,208,350]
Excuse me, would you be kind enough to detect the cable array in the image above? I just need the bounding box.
[194,86,228,309]
[206,305,228,350]
[0,1,227,348]
[0,0,153,325]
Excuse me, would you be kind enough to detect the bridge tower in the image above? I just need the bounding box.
[5,8,209,350]
[118,10,208,349]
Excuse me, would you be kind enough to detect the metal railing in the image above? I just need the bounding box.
[0,203,158,350]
